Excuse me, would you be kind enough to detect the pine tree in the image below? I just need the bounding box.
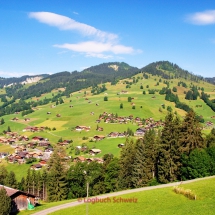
[4,171,17,189]
[0,166,8,185]
[179,109,205,155]
[118,139,136,189]
[0,187,11,215]
[142,129,158,184]
[41,170,48,201]
[0,118,5,125]
[25,169,32,193]
[157,112,181,183]
[47,148,68,202]
[131,139,145,187]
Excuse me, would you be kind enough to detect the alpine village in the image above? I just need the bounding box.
[1,61,215,214]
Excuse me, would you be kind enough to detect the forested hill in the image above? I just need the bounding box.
[205,77,215,84]
[141,61,205,82]
[0,62,139,116]
[0,74,49,88]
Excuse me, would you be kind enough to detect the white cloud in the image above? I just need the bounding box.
[29,12,117,41]
[54,41,136,58]
[54,41,134,54]
[73,11,79,15]
[29,11,142,58]
[186,10,215,25]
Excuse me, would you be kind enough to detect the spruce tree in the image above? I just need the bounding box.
[157,112,181,183]
[142,129,158,185]
[0,187,11,215]
[131,139,145,187]
[179,109,205,155]
[118,139,136,189]
[47,148,68,202]
[0,166,8,185]
[4,171,17,189]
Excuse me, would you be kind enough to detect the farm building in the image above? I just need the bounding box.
[0,185,36,213]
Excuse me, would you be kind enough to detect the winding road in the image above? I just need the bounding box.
[32,175,215,215]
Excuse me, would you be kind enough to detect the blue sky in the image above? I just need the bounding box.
[0,0,215,77]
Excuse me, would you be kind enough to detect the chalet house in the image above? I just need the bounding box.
[39,160,47,166]
[96,126,103,131]
[75,126,90,131]
[38,141,51,147]
[0,152,8,159]
[135,128,146,136]
[32,136,46,142]
[73,156,86,162]
[24,118,30,122]
[118,143,125,148]
[47,112,51,114]
[5,132,18,137]
[118,132,127,138]
[14,146,26,154]
[44,148,53,153]
[0,185,36,213]
[58,142,69,146]
[80,146,88,152]
[19,136,29,141]
[94,158,104,164]
[30,164,42,170]
[108,132,119,138]
[11,117,19,121]
[56,114,61,117]
[89,149,101,155]
[86,158,94,163]
[27,142,37,148]
[94,135,105,141]
[0,137,8,143]
[23,126,45,132]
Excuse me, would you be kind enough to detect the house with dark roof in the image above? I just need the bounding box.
[0,185,36,213]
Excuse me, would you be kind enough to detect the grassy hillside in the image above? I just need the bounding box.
[1,65,215,180]
[48,177,215,215]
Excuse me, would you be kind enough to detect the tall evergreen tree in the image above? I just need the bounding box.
[142,129,158,185]
[0,187,11,215]
[179,109,205,155]
[118,138,136,189]
[0,166,8,185]
[131,138,145,187]
[157,112,181,183]
[4,171,17,189]
[104,158,120,192]
[47,148,68,202]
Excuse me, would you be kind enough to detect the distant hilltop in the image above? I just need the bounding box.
[0,74,49,87]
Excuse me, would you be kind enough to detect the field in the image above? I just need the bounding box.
[1,73,215,180]
[48,177,215,215]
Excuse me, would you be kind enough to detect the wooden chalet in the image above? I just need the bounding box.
[0,185,36,213]
[30,164,42,170]
[75,126,90,131]
[73,156,86,162]
[93,135,105,141]
[89,149,101,155]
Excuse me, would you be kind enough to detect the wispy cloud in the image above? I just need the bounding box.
[29,12,117,41]
[73,11,79,15]
[186,10,215,25]
[54,41,134,54]
[29,12,141,58]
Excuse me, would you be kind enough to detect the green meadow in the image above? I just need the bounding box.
[1,73,215,180]
[49,177,215,215]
